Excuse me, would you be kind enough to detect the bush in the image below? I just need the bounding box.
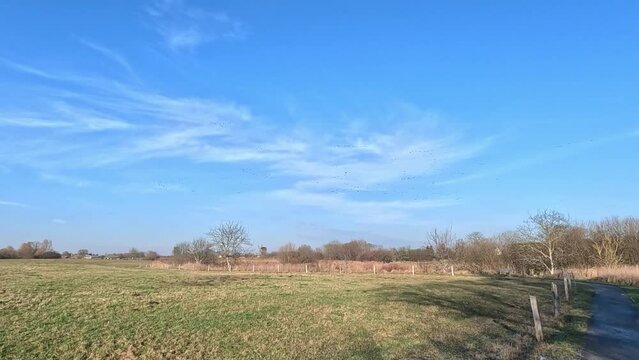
[0,246,19,259]
[37,251,62,259]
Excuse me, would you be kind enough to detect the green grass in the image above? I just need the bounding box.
[0,260,591,360]
[622,286,639,308]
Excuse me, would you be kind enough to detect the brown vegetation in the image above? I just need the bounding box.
[568,265,639,286]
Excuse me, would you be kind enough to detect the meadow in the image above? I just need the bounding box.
[0,260,592,360]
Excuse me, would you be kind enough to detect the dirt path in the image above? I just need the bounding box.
[581,283,639,359]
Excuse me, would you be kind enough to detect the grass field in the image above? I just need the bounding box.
[0,260,591,360]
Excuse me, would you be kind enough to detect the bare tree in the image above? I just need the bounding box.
[172,242,191,264]
[621,217,639,264]
[34,239,53,258]
[208,222,251,271]
[128,248,144,259]
[590,217,625,266]
[18,242,37,258]
[426,227,455,259]
[145,250,160,261]
[0,246,19,259]
[190,237,213,264]
[278,242,298,263]
[519,210,569,275]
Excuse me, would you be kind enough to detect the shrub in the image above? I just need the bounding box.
[37,251,62,259]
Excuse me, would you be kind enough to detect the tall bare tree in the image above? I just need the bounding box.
[208,222,251,271]
[519,210,569,275]
[426,227,455,259]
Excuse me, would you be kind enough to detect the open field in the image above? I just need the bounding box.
[1,260,591,360]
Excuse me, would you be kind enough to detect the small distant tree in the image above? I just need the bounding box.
[172,242,191,264]
[145,251,160,261]
[259,245,268,257]
[426,228,455,259]
[38,251,61,259]
[519,210,570,275]
[277,242,298,263]
[457,232,502,273]
[18,242,37,259]
[34,239,54,258]
[208,221,251,271]
[77,249,90,258]
[322,241,344,260]
[190,237,213,264]
[0,246,19,259]
[128,248,145,259]
[297,244,318,263]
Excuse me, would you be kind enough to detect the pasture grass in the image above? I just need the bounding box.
[0,260,591,359]
[623,285,639,308]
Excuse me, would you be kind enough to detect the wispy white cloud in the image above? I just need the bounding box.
[270,188,458,224]
[436,130,639,186]
[0,58,57,79]
[0,200,30,208]
[146,0,245,52]
[79,39,136,77]
[0,107,132,132]
[0,115,73,128]
[40,173,96,188]
[115,181,189,194]
[0,59,492,222]
[52,218,68,224]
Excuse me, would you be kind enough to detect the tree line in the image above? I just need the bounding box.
[429,210,639,274]
[232,210,638,276]
[172,221,252,271]
[0,240,160,260]
[3,211,638,275]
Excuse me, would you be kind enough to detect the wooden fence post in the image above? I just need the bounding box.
[305,264,308,273]
[551,282,560,318]
[564,277,570,302]
[451,266,455,277]
[373,264,376,275]
[412,265,415,275]
[529,295,544,342]
[567,275,571,292]
[277,264,280,273]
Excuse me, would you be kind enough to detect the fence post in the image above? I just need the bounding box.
[551,282,560,318]
[564,277,570,302]
[451,266,455,277]
[529,295,544,342]
[252,263,255,273]
[412,265,415,276]
[305,264,308,273]
[178,264,181,270]
[373,264,376,275]
[567,275,572,292]
[277,264,280,273]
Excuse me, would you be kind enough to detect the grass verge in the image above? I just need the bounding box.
[0,260,591,359]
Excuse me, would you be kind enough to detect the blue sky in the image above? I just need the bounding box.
[0,0,637,254]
